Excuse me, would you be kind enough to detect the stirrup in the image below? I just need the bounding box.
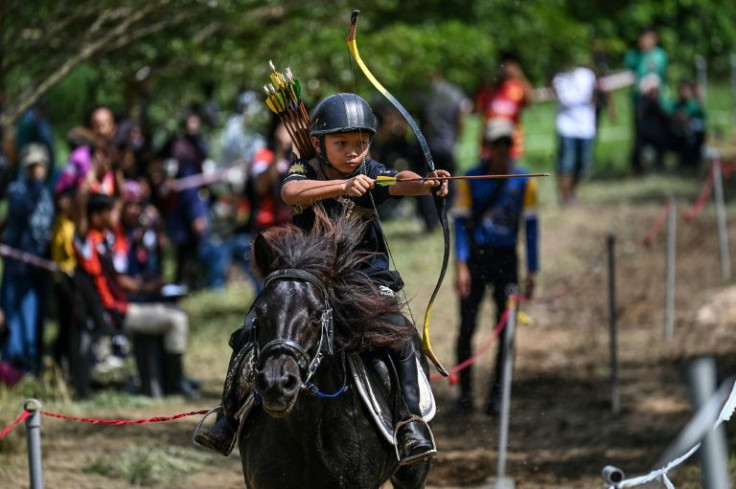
[393,415,437,466]
[192,405,237,456]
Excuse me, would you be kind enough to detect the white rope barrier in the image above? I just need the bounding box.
[608,380,736,488]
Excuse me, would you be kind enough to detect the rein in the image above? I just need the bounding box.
[255,269,347,398]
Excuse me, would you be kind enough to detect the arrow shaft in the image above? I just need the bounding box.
[394,173,549,183]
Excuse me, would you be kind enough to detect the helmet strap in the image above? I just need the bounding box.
[315,135,334,168]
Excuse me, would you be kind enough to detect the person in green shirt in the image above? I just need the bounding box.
[671,80,706,170]
[625,27,670,173]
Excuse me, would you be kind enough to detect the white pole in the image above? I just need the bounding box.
[695,55,708,102]
[495,285,518,489]
[664,198,676,341]
[689,357,731,489]
[713,158,732,280]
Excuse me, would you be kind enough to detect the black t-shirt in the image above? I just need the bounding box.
[283,158,403,291]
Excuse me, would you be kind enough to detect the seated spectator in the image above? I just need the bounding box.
[73,189,198,398]
[0,144,54,379]
[114,180,168,302]
[671,80,706,170]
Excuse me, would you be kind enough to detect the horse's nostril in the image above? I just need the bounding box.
[281,373,299,394]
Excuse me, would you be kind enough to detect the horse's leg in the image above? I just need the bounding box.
[390,459,431,489]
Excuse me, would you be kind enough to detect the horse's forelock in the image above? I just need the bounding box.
[257,208,414,351]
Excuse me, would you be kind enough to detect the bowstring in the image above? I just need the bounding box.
[345,38,418,330]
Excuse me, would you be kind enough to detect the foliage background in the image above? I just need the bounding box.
[2,0,736,138]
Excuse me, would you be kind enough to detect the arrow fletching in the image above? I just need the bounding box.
[263,61,315,159]
[375,175,397,186]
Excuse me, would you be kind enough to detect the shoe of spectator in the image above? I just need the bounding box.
[0,361,25,386]
[449,396,474,415]
[93,353,126,375]
[163,353,200,400]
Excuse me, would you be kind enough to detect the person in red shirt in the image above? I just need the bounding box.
[480,51,535,161]
[74,190,198,398]
[249,122,294,232]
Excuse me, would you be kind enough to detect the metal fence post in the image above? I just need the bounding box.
[689,357,730,489]
[695,55,707,102]
[24,399,44,489]
[494,284,518,489]
[664,198,676,341]
[607,232,620,415]
[712,158,731,281]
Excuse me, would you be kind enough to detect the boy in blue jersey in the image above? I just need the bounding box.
[452,118,539,416]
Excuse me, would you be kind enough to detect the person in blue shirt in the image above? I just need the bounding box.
[0,144,54,378]
[452,118,539,416]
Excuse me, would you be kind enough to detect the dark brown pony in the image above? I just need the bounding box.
[239,210,431,488]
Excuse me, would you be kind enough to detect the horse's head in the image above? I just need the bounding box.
[251,269,333,418]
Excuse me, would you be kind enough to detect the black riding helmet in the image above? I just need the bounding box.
[310,93,377,168]
[310,93,377,136]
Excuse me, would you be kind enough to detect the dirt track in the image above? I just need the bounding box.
[425,185,736,488]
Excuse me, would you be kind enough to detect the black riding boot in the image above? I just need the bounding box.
[393,341,436,466]
[193,314,254,456]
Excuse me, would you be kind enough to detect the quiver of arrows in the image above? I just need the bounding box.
[264,61,315,159]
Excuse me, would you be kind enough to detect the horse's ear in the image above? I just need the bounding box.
[252,233,276,275]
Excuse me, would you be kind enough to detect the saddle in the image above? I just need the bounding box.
[232,349,436,448]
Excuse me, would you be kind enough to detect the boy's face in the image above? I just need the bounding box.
[314,132,371,175]
[91,208,113,230]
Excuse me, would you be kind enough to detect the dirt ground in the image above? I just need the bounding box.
[3,176,736,488]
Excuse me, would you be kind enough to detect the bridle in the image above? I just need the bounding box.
[253,269,336,391]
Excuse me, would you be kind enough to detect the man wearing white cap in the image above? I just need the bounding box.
[451,118,539,416]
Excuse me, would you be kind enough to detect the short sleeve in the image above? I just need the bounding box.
[283,159,316,184]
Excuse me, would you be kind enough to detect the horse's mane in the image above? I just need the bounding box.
[252,207,414,351]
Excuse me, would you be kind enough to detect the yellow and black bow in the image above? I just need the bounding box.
[347,10,449,376]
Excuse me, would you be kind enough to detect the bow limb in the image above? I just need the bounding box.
[348,9,449,376]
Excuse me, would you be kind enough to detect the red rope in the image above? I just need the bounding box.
[0,244,60,273]
[684,158,736,223]
[642,199,673,247]
[684,164,715,222]
[430,307,510,382]
[39,408,209,425]
[0,410,30,440]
